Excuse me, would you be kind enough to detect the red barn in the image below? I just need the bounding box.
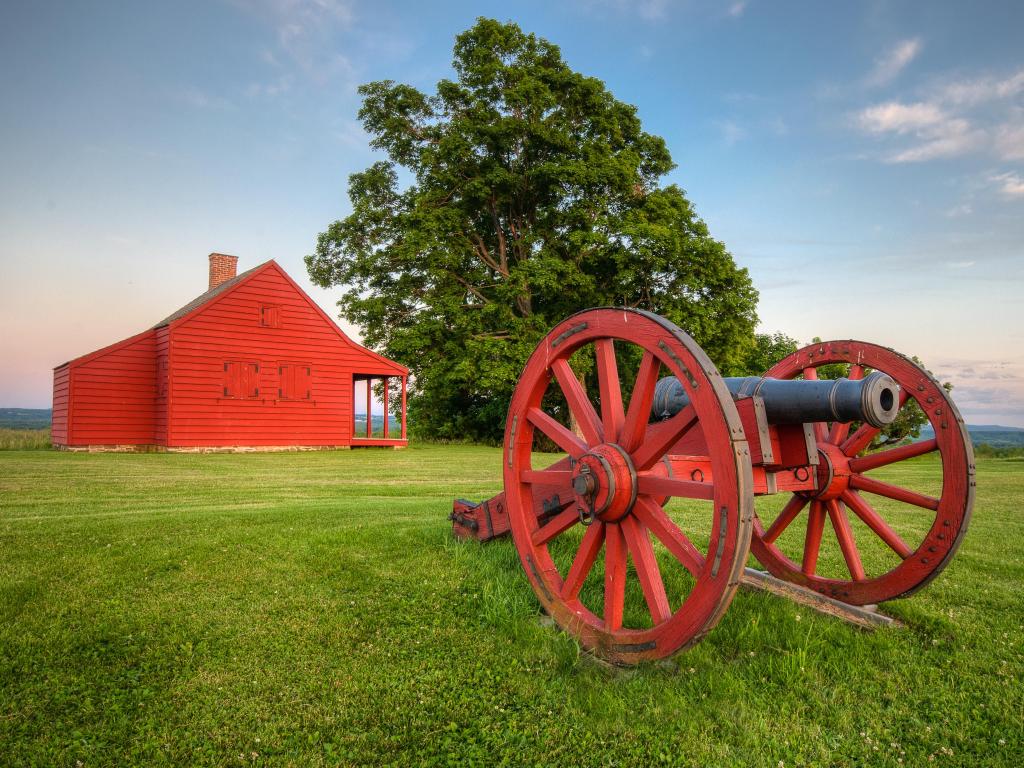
[52,254,407,450]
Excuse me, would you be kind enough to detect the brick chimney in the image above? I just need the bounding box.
[208,253,239,291]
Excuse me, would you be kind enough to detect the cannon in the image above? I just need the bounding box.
[450,308,975,664]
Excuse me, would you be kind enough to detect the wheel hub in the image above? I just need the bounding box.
[571,443,638,523]
[812,442,851,501]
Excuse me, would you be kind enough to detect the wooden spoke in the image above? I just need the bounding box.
[550,359,603,447]
[632,497,705,577]
[526,407,587,458]
[621,516,672,625]
[849,438,938,473]
[827,499,865,581]
[762,494,808,544]
[531,507,580,545]
[595,339,625,441]
[603,523,627,631]
[801,501,826,575]
[840,423,880,458]
[619,351,661,452]
[841,490,912,559]
[561,522,605,601]
[521,469,572,485]
[848,364,865,380]
[848,474,940,511]
[827,421,850,446]
[637,472,715,501]
[630,405,698,471]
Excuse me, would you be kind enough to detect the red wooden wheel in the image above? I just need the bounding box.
[749,340,975,604]
[503,308,754,663]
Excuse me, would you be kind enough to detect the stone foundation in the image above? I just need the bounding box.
[53,444,364,454]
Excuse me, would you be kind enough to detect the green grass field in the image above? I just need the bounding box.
[1,446,1021,766]
[0,427,50,450]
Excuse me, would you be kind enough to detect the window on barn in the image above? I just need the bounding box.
[259,304,281,328]
[223,361,260,399]
[278,364,312,400]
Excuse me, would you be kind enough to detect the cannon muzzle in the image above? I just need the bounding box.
[652,371,900,428]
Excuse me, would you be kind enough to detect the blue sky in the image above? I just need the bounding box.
[1,0,1022,425]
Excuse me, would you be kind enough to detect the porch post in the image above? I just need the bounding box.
[382,377,389,438]
[401,376,407,440]
[366,378,372,438]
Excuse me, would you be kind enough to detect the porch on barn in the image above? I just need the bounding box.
[351,373,408,447]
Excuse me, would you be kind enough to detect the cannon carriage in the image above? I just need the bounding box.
[451,308,974,664]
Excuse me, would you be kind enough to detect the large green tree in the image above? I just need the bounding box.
[307,18,758,442]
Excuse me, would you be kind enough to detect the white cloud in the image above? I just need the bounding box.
[995,121,1024,161]
[246,75,293,99]
[945,260,975,269]
[932,358,1024,427]
[866,38,922,87]
[637,0,670,19]
[858,101,945,134]
[886,119,983,163]
[944,203,972,218]
[728,1,748,18]
[768,116,788,136]
[990,172,1024,199]
[716,119,746,146]
[856,101,982,162]
[856,66,1024,164]
[230,0,356,84]
[936,68,1024,106]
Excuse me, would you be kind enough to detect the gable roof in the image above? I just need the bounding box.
[268,262,408,376]
[56,259,408,376]
[151,261,269,329]
[55,327,157,370]
[159,259,407,375]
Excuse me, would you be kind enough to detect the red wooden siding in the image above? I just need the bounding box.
[51,365,70,444]
[63,330,159,446]
[166,263,404,447]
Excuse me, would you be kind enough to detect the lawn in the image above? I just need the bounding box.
[0,445,1021,766]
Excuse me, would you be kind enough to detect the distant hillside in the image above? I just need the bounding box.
[0,409,52,430]
[921,424,1024,448]
[353,414,403,432]
[3,406,1020,447]
[962,424,1024,433]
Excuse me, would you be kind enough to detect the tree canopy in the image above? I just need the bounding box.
[307,18,759,441]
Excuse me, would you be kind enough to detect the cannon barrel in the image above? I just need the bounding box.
[652,371,900,428]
